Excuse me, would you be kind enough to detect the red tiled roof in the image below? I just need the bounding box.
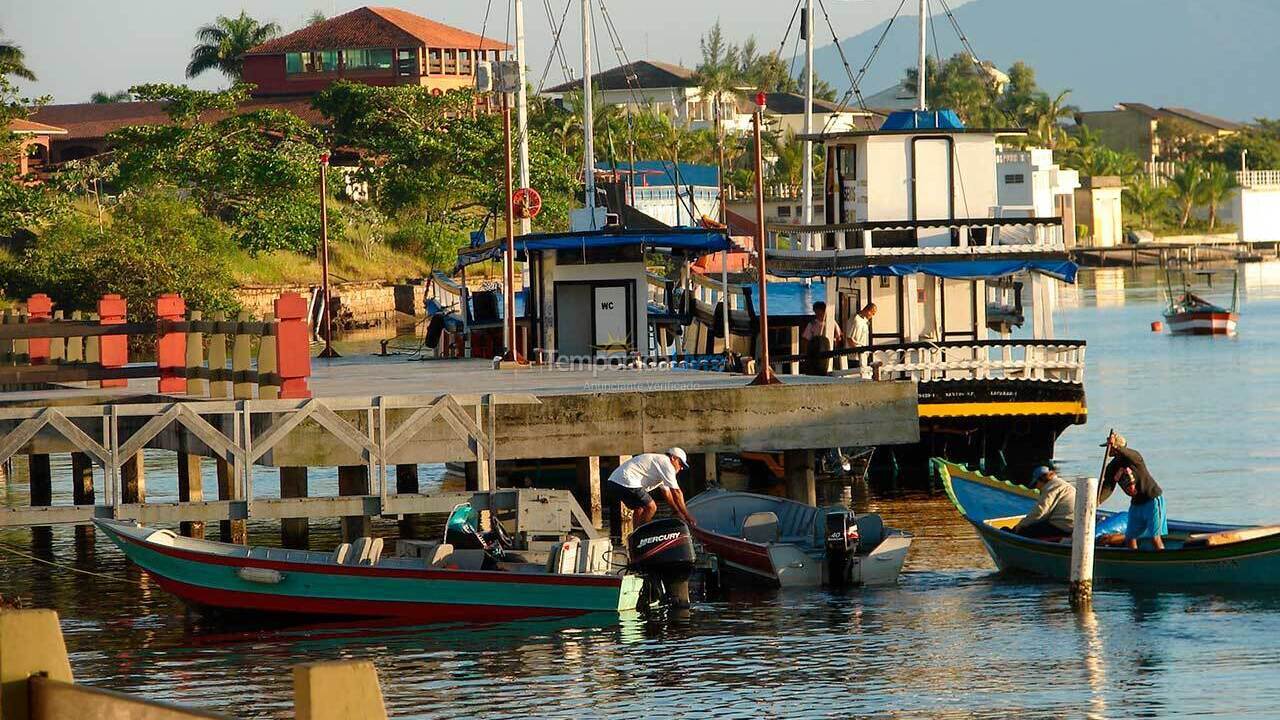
[7,118,68,135]
[31,98,325,142]
[245,6,508,55]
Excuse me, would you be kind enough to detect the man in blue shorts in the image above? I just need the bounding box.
[1099,433,1166,550]
[605,448,697,527]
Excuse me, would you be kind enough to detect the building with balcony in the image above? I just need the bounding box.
[240,6,509,97]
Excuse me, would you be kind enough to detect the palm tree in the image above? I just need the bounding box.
[1123,180,1171,229]
[1029,89,1075,150]
[90,90,132,103]
[307,10,327,26]
[1200,162,1238,231]
[186,11,281,80]
[0,26,35,81]
[1166,162,1205,229]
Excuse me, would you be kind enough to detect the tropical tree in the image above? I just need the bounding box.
[695,22,743,171]
[90,90,132,103]
[1027,89,1075,150]
[1122,180,1171,229]
[186,11,281,80]
[1165,162,1205,229]
[307,10,327,26]
[0,26,35,81]
[1200,162,1238,231]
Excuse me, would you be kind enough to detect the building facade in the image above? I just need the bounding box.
[1075,102,1243,164]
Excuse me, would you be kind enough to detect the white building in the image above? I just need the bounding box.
[996,148,1081,244]
[1225,171,1280,243]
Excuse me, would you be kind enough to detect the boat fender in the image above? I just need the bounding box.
[237,567,285,585]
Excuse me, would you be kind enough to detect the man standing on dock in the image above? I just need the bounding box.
[802,301,842,376]
[845,303,877,373]
[1100,433,1167,550]
[606,448,697,528]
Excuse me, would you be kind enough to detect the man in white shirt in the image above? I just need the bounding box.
[801,301,842,375]
[845,302,877,349]
[605,448,697,527]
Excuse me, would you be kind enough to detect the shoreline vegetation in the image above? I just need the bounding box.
[3,14,1280,320]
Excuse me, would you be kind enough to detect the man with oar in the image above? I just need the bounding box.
[1099,432,1167,550]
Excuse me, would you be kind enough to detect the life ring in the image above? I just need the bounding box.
[431,88,443,97]
[512,187,542,219]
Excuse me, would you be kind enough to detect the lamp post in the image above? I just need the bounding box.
[318,151,340,359]
[501,91,524,365]
[750,93,780,386]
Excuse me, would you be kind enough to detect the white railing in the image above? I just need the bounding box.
[763,216,1066,257]
[1237,170,1280,188]
[837,340,1086,384]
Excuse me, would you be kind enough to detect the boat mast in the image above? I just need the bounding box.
[801,0,815,243]
[581,0,598,227]
[916,0,927,111]
[515,0,532,235]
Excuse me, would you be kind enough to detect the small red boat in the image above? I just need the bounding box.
[1162,266,1240,336]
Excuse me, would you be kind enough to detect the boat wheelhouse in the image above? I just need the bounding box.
[762,109,1087,484]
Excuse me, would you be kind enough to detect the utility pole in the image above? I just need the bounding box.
[502,92,522,365]
[917,0,928,111]
[318,152,339,359]
[750,94,780,387]
[514,0,532,235]
[581,0,597,226]
[801,0,815,245]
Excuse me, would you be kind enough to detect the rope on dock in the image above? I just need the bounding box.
[0,541,143,587]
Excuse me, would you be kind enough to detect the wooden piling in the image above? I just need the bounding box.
[574,456,603,530]
[395,464,420,539]
[232,310,254,400]
[216,459,246,545]
[185,309,206,397]
[337,465,371,541]
[120,453,145,504]
[280,466,309,549]
[208,311,230,399]
[258,312,279,400]
[70,452,94,545]
[1070,474,1100,609]
[49,310,65,363]
[29,453,52,509]
[783,449,816,506]
[177,452,204,539]
[65,311,84,364]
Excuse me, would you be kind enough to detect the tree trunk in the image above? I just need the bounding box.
[1181,200,1192,228]
[1208,202,1217,231]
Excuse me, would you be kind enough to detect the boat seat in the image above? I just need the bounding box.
[742,512,780,544]
[332,543,352,564]
[428,543,456,568]
[441,549,487,571]
[348,537,385,566]
[855,514,885,549]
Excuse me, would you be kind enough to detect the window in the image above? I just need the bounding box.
[316,50,338,72]
[285,52,305,74]
[777,205,792,218]
[444,49,458,74]
[460,49,473,75]
[345,48,393,71]
[428,48,443,74]
[398,49,415,77]
[1004,173,1025,184]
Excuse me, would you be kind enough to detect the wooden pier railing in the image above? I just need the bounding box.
[1,608,388,720]
[779,339,1087,384]
[0,292,311,399]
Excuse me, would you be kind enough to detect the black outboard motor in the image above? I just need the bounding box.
[824,511,861,588]
[627,518,696,609]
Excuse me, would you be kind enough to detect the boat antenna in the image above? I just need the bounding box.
[802,0,816,239]
[581,0,598,227]
[916,0,927,111]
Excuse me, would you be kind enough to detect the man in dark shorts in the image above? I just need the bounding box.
[605,448,697,527]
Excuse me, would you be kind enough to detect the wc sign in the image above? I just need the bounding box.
[599,300,615,310]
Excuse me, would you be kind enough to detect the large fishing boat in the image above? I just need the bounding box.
[938,460,1280,587]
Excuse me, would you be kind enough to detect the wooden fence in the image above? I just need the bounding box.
[0,292,311,399]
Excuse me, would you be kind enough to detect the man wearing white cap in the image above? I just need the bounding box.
[605,448,697,527]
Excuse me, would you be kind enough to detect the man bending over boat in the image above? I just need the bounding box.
[1010,466,1075,539]
[606,448,698,528]
[1100,433,1167,550]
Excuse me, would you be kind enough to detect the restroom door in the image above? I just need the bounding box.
[912,137,954,247]
[592,283,634,358]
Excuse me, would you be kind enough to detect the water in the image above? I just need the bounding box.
[5,265,1280,718]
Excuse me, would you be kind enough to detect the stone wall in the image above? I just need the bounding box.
[234,280,428,327]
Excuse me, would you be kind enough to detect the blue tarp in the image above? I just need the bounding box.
[769,259,1078,284]
[513,228,732,253]
[879,109,966,131]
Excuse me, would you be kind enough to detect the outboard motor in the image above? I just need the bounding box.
[824,511,861,588]
[627,518,696,609]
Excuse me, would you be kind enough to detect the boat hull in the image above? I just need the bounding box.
[97,520,641,621]
[938,460,1280,587]
[1164,311,1238,335]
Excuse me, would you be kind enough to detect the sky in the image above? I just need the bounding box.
[0,0,971,105]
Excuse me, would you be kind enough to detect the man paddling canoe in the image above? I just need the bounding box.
[1100,433,1167,550]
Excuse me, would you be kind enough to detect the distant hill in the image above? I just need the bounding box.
[813,0,1280,122]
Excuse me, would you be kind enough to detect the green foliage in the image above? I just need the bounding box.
[186,11,281,80]
[90,90,132,104]
[0,26,35,81]
[1199,162,1238,231]
[1209,123,1280,170]
[1165,161,1206,229]
[387,217,470,270]
[0,76,65,237]
[108,83,332,254]
[2,190,237,319]
[1123,181,1172,228]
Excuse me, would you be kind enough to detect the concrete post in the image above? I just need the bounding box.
[280,466,309,549]
[97,294,127,388]
[292,660,387,720]
[1070,474,1099,609]
[185,309,206,397]
[574,456,603,530]
[177,452,204,539]
[66,310,84,363]
[71,452,94,545]
[26,294,52,365]
[120,453,145,504]
[0,609,74,720]
[232,310,254,399]
[338,465,371,541]
[155,293,187,394]
[395,464,420,539]
[783,449,816,506]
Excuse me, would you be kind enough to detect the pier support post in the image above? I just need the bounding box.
[156,294,187,394]
[28,454,52,547]
[574,456,603,530]
[177,452,204,539]
[71,452,94,545]
[783,449,816,506]
[338,465,371,541]
[217,460,246,545]
[120,453,145,504]
[280,467,309,549]
[1070,474,1099,609]
[789,326,800,375]
[97,294,127,388]
[395,464,420,539]
[292,660,387,720]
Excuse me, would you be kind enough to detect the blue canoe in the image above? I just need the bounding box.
[937,459,1280,587]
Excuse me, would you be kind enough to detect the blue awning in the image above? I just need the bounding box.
[769,259,1078,284]
[514,228,732,253]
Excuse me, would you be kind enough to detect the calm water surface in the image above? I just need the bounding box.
[4,264,1280,718]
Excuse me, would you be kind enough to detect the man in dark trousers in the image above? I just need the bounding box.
[1100,432,1166,550]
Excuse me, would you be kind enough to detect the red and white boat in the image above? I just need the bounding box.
[686,489,911,588]
[1162,266,1240,336]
